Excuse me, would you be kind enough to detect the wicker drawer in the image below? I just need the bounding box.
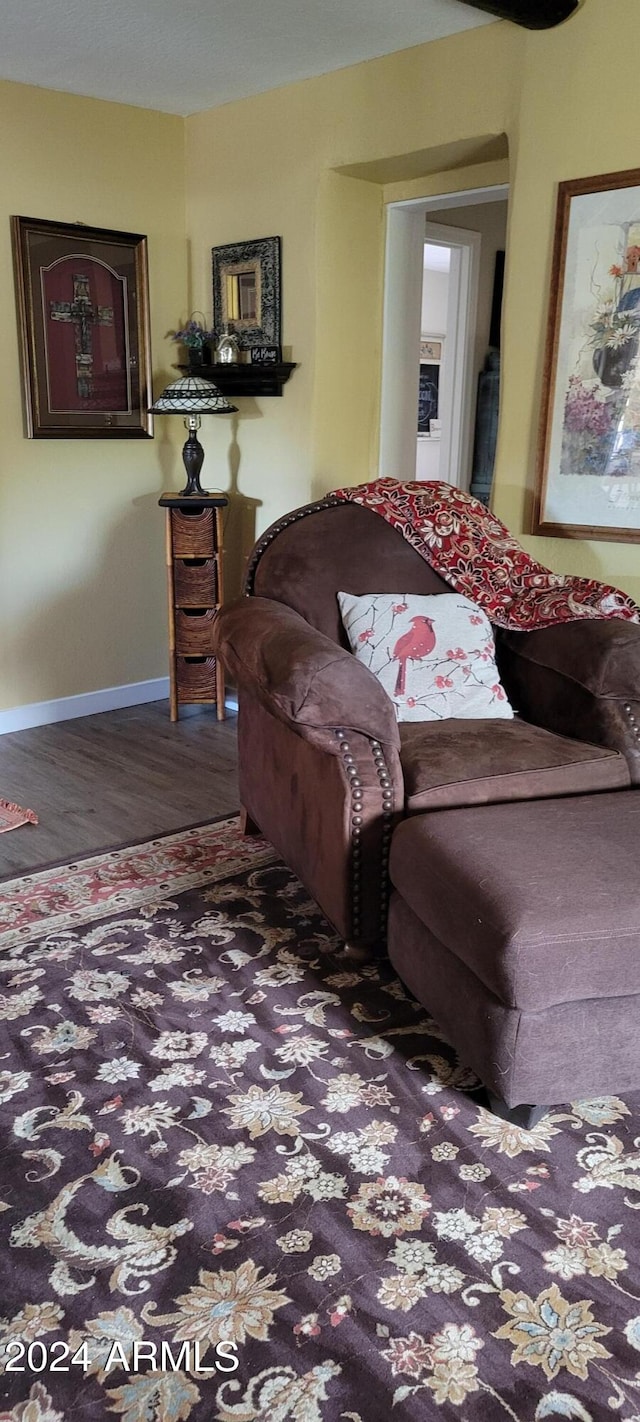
[176,655,217,702]
[160,492,227,721]
[175,607,218,654]
[171,507,215,556]
[174,557,217,606]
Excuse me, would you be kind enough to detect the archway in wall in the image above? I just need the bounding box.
[421,199,509,501]
[311,136,509,499]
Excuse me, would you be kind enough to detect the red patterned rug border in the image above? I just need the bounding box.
[0,815,277,951]
[0,811,240,887]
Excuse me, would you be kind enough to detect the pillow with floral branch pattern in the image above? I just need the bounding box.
[337,591,514,723]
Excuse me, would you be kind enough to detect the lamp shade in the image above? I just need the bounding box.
[149,374,237,415]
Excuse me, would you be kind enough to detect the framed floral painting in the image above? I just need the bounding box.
[534,168,640,541]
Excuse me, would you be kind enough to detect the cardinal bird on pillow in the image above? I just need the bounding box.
[393,615,436,696]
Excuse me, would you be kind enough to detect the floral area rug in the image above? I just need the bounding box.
[0,799,38,834]
[1,817,640,1421]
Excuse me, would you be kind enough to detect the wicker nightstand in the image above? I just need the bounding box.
[158,491,228,721]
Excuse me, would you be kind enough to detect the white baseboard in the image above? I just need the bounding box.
[0,678,171,736]
[0,680,239,736]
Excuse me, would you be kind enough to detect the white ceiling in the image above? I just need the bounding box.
[0,0,495,117]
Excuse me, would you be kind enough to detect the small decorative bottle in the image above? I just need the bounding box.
[215,322,240,365]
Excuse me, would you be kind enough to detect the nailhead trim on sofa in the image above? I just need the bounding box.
[625,703,640,745]
[334,729,395,942]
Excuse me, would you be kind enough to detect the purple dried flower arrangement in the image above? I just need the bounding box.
[168,314,214,350]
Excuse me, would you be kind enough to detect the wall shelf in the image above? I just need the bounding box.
[181,362,297,397]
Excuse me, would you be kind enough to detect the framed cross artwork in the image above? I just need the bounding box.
[11,216,153,438]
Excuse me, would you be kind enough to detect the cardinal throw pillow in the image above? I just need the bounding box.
[337,591,514,723]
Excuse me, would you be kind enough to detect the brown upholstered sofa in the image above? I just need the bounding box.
[213,497,640,953]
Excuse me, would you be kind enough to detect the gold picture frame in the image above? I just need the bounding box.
[534,168,640,541]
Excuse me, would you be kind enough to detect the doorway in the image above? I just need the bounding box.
[379,185,509,491]
[417,242,449,480]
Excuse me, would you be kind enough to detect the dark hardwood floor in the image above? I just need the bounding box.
[0,701,239,879]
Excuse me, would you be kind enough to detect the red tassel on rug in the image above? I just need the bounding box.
[0,798,38,833]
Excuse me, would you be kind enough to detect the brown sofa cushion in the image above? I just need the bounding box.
[400,717,629,811]
[388,791,640,1012]
[388,892,640,1105]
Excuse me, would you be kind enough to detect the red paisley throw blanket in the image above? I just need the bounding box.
[330,478,640,631]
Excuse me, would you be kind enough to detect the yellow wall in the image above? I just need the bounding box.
[185,22,522,597]
[495,0,640,595]
[185,0,639,608]
[0,81,186,712]
[4,0,639,715]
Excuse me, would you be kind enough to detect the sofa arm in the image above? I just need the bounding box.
[497,620,640,781]
[213,596,400,753]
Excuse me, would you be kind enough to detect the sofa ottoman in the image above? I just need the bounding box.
[387,790,640,1125]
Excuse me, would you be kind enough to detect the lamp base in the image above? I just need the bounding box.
[179,482,210,497]
[180,430,208,497]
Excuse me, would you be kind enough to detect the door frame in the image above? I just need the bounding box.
[424,221,481,491]
[379,184,508,489]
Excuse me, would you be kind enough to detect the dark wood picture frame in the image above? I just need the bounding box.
[12,216,153,438]
[534,168,640,542]
[212,236,281,350]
